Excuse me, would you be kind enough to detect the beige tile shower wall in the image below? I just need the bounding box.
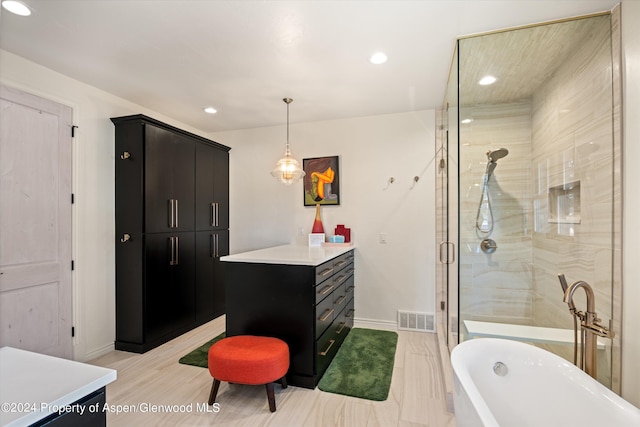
[531,15,615,333]
[459,102,533,326]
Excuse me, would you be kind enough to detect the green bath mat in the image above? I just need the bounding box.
[178,332,226,368]
[318,328,398,401]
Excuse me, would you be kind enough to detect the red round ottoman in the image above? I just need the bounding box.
[207,335,289,412]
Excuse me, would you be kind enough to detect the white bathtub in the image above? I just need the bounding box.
[450,338,640,427]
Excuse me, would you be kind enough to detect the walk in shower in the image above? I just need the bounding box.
[436,8,622,391]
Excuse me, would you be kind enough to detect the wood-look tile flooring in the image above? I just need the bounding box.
[90,316,456,426]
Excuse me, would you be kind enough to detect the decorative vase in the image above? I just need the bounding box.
[311,204,324,233]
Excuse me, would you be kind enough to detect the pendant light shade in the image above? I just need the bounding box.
[271,98,305,185]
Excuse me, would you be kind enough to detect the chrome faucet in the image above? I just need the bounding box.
[561,277,614,379]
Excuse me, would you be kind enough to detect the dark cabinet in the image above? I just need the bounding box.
[112,114,230,353]
[145,125,195,233]
[225,249,355,388]
[195,229,229,323]
[195,142,229,231]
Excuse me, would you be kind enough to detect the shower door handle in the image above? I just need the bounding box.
[439,241,456,264]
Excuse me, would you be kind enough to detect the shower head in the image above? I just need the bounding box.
[487,148,509,162]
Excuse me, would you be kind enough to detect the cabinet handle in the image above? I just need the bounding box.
[318,267,334,277]
[336,322,346,334]
[319,339,335,356]
[210,203,215,227]
[174,235,179,265]
[215,202,219,227]
[120,151,131,160]
[209,234,214,258]
[120,233,131,243]
[346,309,355,318]
[169,236,179,265]
[215,233,219,257]
[335,295,346,305]
[345,267,355,275]
[319,284,334,296]
[335,260,347,268]
[174,199,179,228]
[319,308,334,322]
[169,199,174,228]
[334,274,346,285]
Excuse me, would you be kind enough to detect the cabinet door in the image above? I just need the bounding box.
[195,230,228,323]
[145,232,195,343]
[213,229,229,316]
[145,124,195,233]
[195,143,229,230]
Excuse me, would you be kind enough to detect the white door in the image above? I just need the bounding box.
[0,85,73,359]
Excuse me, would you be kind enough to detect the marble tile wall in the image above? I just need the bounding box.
[458,101,534,328]
[531,15,615,331]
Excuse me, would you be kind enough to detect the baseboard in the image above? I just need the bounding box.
[82,342,115,362]
[354,317,398,331]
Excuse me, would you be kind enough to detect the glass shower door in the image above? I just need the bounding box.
[450,13,621,390]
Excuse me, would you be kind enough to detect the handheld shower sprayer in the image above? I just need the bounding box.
[475,148,509,237]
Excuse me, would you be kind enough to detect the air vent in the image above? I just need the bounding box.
[397,310,435,332]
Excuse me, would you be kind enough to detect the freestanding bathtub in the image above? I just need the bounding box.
[450,338,640,427]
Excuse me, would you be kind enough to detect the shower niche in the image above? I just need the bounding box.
[548,181,581,224]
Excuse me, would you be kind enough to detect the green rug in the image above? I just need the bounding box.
[318,328,398,401]
[178,332,226,368]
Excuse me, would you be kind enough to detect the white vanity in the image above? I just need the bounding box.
[0,347,117,427]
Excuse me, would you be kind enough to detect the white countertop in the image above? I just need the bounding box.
[0,347,117,427]
[220,244,354,266]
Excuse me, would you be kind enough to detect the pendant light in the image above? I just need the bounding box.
[271,98,305,185]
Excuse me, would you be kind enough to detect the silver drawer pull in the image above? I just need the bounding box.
[319,339,335,356]
[335,274,346,284]
[319,284,334,295]
[336,322,346,334]
[346,309,355,318]
[346,286,355,292]
[318,267,334,277]
[319,308,334,322]
[335,295,346,305]
[335,260,347,268]
[345,268,355,275]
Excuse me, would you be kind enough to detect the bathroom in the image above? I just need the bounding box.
[1,1,640,424]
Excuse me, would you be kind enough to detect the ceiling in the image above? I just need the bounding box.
[0,0,619,133]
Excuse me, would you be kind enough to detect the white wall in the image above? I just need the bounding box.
[211,111,437,326]
[621,0,640,407]
[0,50,215,361]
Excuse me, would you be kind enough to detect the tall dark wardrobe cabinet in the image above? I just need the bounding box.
[112,114,230,353]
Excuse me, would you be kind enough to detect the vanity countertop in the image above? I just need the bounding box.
[220,244,354,266]
[0,347,117,426]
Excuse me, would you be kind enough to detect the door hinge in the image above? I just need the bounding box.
[71,193,75,204]
[72,327,75,337]
[71,125,78,137]
[440,301,446,311]
[71,260,75,270]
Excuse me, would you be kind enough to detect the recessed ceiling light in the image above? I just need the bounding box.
[1,0,31,16]
[203,107,217,114]
[478,75,497,86]
[370,52,387,65]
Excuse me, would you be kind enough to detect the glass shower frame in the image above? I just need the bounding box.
[437,9,623,392]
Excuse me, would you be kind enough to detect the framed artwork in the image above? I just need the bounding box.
[303,155,340,206]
